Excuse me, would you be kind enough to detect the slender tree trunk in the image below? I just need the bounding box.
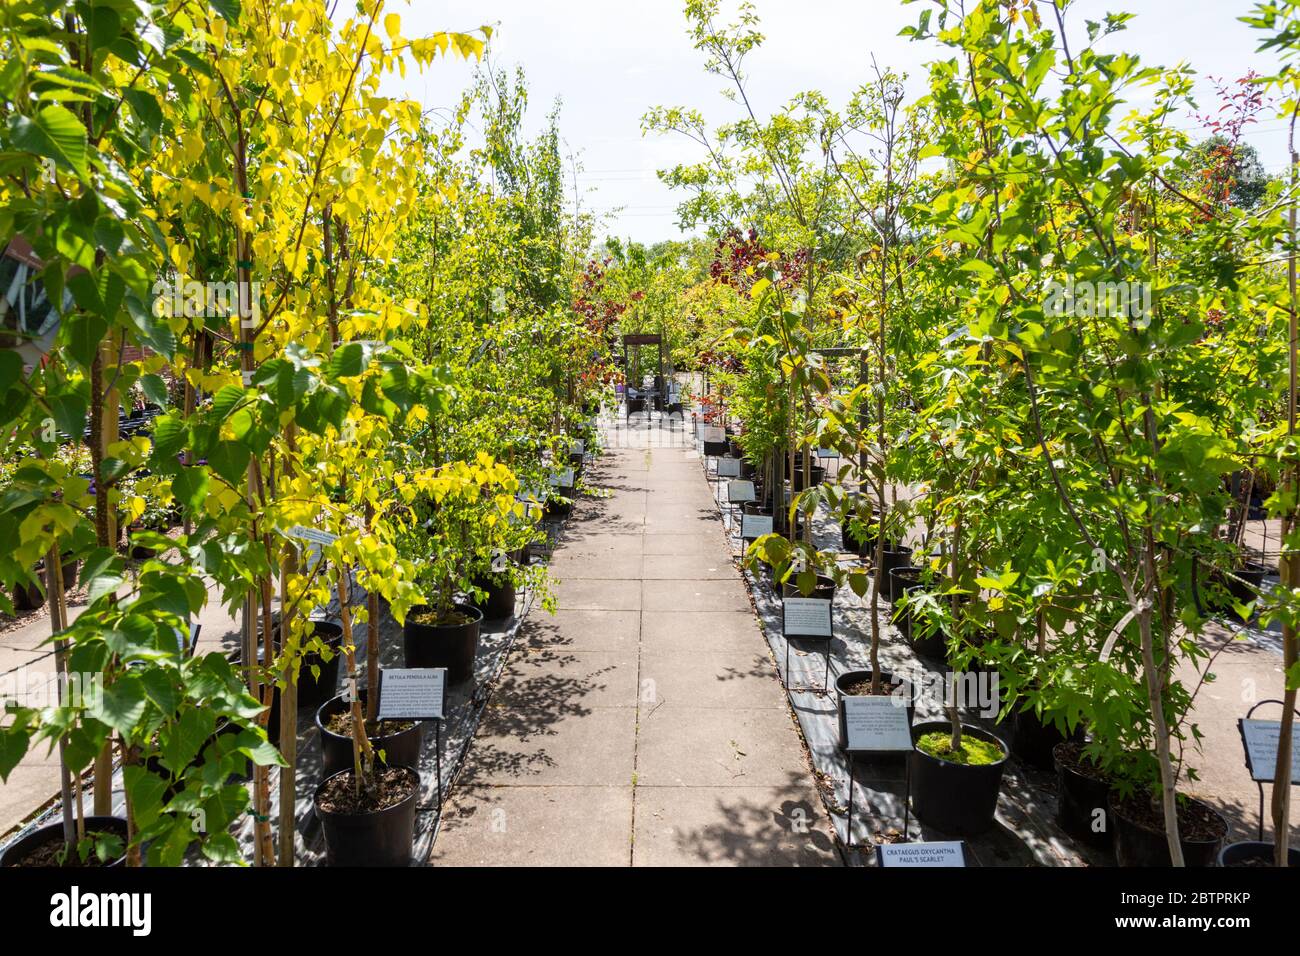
[1272,140,1299,865]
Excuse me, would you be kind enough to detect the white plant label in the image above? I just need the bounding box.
[877,841,966,868]
[717,457,741,478]
[727,480,756,504]
[378,668,446,721]
[702,425,725,444]
[550,468,575,487]
[783,597,832,637]
[571,439,585,455]
[491,549,508,573]
[843,695,912,752]
[1240,719,1300,783]
[741,513,773,539]
[816,447,837,459]
[288,525,338,546]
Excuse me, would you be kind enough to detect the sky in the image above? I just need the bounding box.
[385,1,1293,245]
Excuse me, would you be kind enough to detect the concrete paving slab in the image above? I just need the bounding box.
[431,785,633,866]
[459,705,637,787]
[632,784,838,867]
[555,577,642,611]
[638,610,767,654]
[641,579,751,614]
[640,651,786,710]
[548,551,644,581]
[635,706,814,787]
[641,553,736,580]
[520,609,640,654]
[495,647,640,709]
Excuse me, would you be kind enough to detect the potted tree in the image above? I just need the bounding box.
[400,456,521,685]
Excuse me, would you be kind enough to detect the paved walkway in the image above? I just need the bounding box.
[430,420,839,866]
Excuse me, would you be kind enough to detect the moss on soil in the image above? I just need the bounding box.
[917,731,1004,766]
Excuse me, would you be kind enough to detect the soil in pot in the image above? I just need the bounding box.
[316,690,424,779]
[314,766,419,867]
[887,565,922,605]
[835,669,915,750]
[780,574,836,603]
[403,604,482,684]
[1218,841,1300,867]
[909,722,1008,835]
[0,817,129,867]
[1109,789,1228,867]
[1053,741,1113,848]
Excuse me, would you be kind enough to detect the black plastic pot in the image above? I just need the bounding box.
[0,816,129,867]
[243,619,344,746]
[1109,792,1227,867]
[472,573,517,622]
[1218,841,1300,867]
[314,767,419,867]
[1010,706,1082,770]
[879,545,914,581]
[146,719,250,799]
[908,606,949,661]
[316,691,425,780]
[544,487,575,519]
[403,604,482,684]
[791,465,825,491]
[781,574,837,603]
[10,577,44,611]
[1052,742,1112,848]
[835,669,914,751]
[1211,561,1271,622]
[888,565,922,605]
[909,721,1009,835]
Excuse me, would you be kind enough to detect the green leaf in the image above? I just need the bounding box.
[124,764,170,829]
[7,105,89,179]
[62,311,109,370]
[172,466,210,513]
[206,441,250,487]
[328,342,365,379]
[140,373,169,408]
[0,718,32,783]
[90,674,148,736]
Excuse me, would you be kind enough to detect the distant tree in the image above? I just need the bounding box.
[1186,135,1277,211]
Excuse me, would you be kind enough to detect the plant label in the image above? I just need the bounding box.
[717,457,741,477]
[287,525,338,546]
[877,841,966,868]
[550,467,575,487]
[1239,718,1300,783]
[783,597,832,637]
[843,695,913,752]
[702,425,725,444]
[816,447,837,458]
[741,513,773,539]
[571,439,585,455]
[727,479,756,504]
[377,668,446,721]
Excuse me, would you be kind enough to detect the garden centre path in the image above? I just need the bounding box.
[430,417,840,866]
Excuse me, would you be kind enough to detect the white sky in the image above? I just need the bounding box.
[386,1,1292,245]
